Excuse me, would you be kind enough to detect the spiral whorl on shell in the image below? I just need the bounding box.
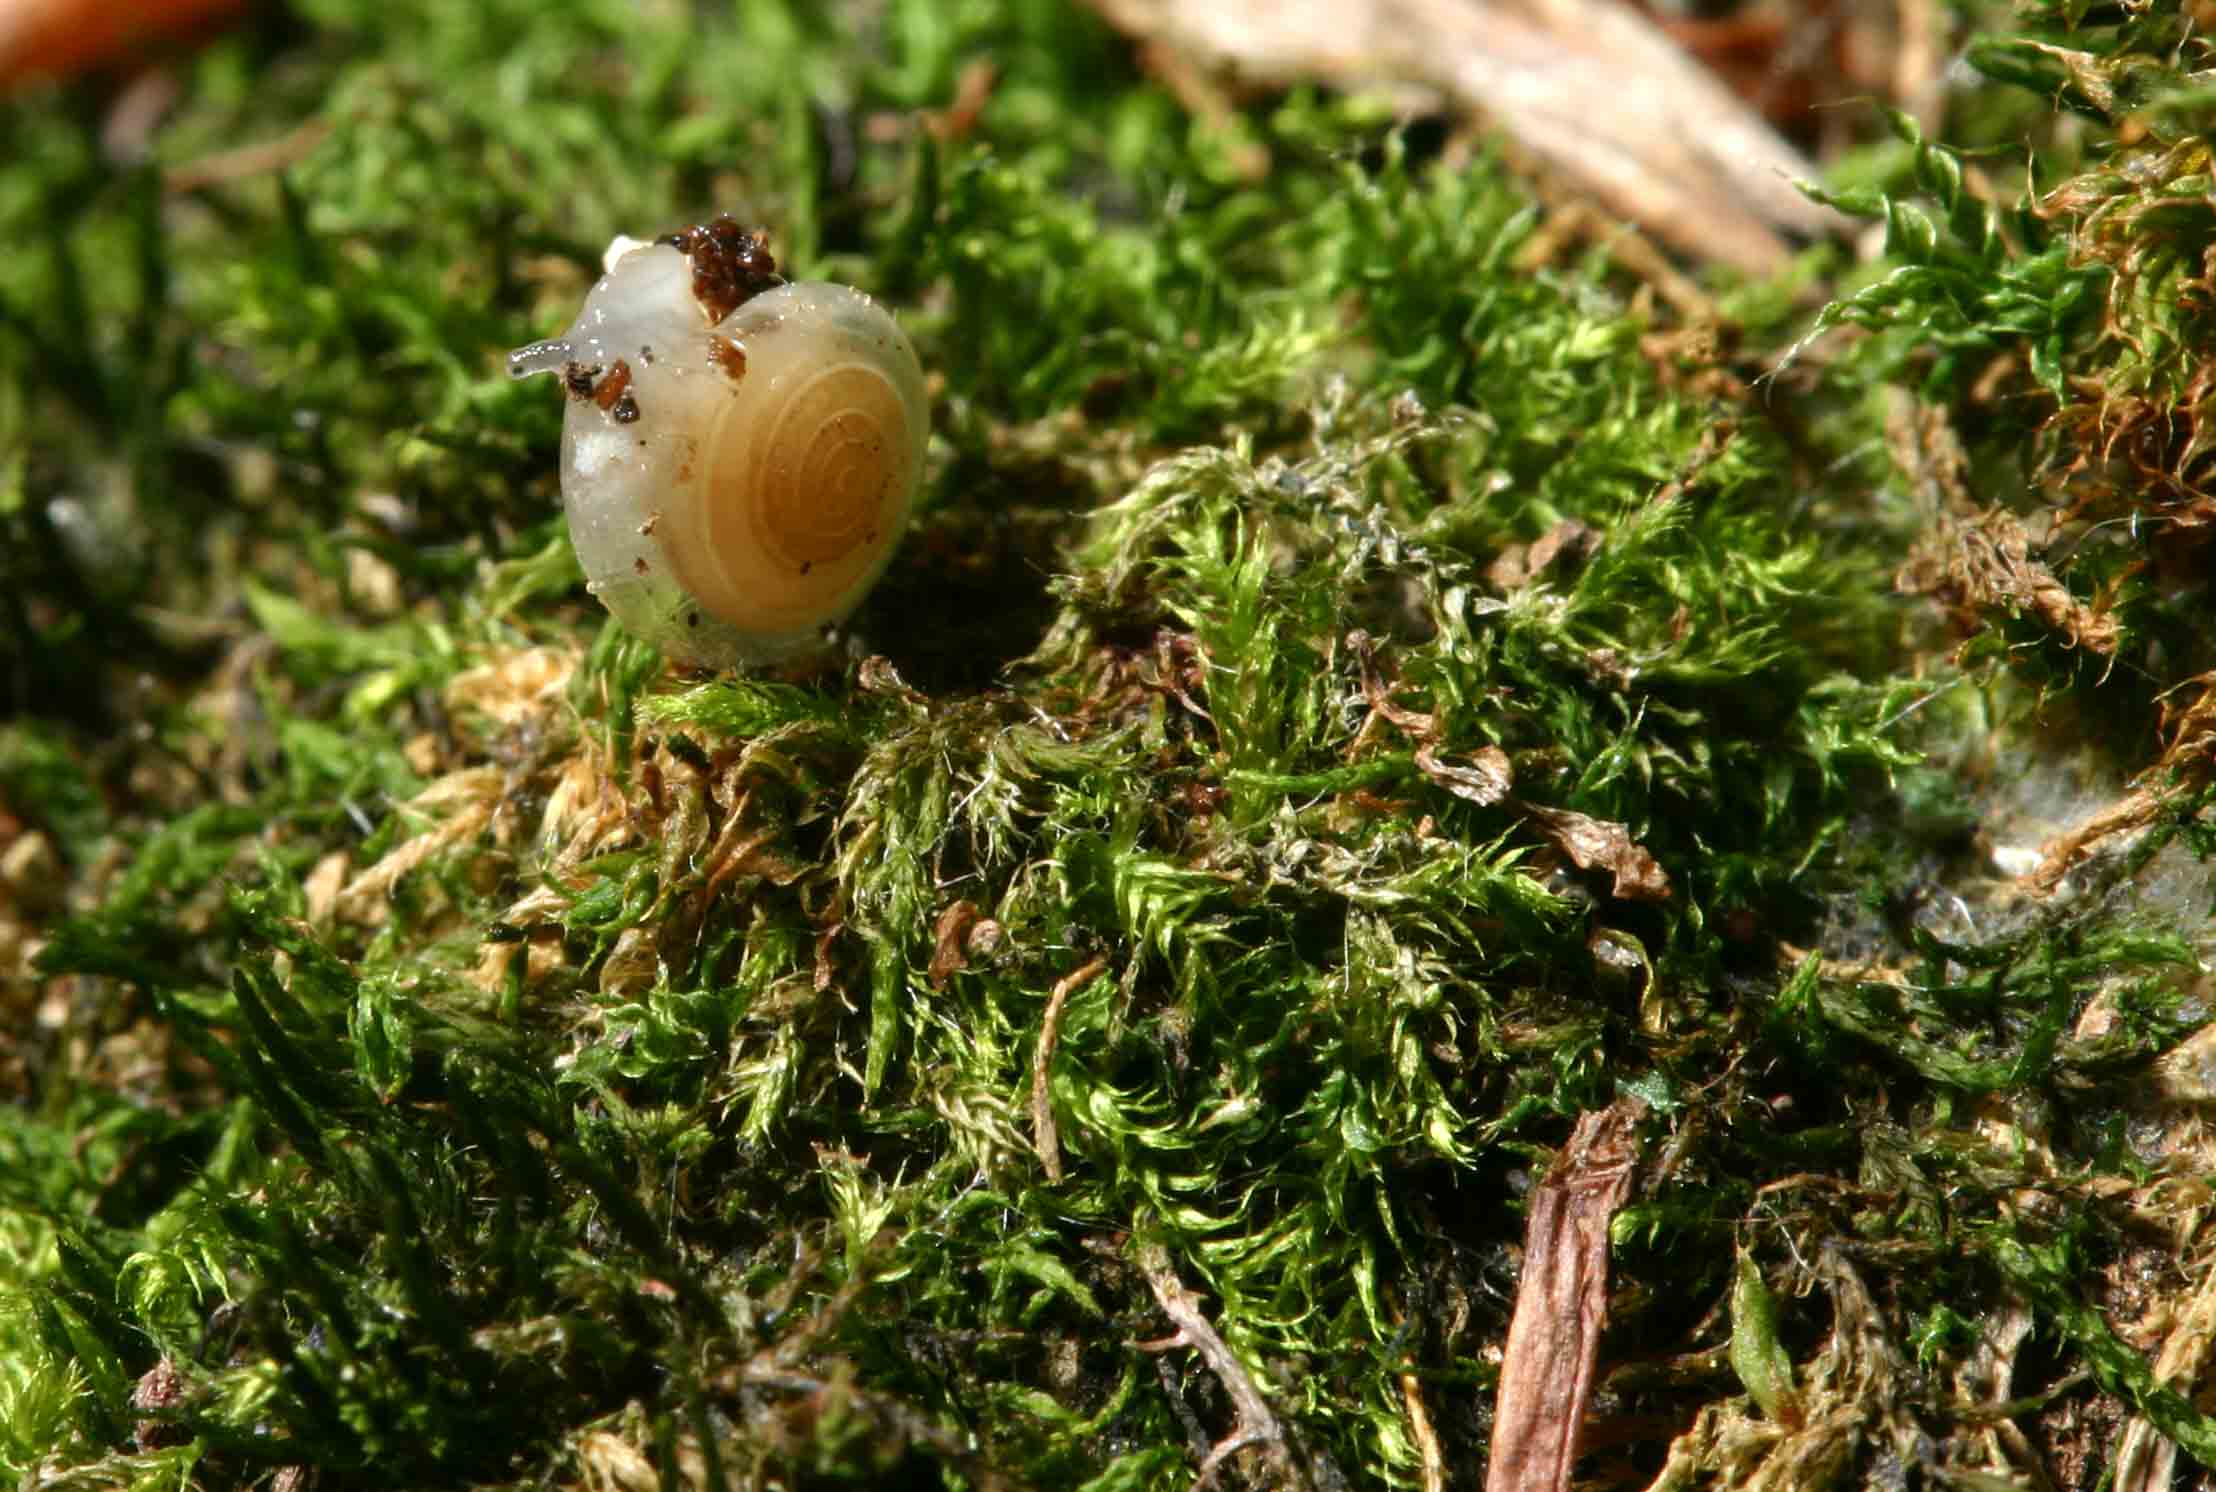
[509,218,928,668]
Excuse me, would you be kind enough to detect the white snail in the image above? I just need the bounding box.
[509,218,928,668]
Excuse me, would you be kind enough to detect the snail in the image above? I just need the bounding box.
[509,218,928,668]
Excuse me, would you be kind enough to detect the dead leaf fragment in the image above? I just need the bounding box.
[129,1358,190,1452]
[445,645,577,728]
[1518,802,1672,902]
[578,1429,661,1492]
[1486,1098,1643,1492]
[303,850,350,927]
[1899,504,2120,655]
[1891,397,2120,656]
[929,900,985,988]
[1415,742,1513,805]
[1487,519,1598,592]
[335,768,503,925]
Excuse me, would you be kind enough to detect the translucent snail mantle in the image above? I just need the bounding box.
[510,218,928,668]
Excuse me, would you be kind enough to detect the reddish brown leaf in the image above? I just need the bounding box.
[1519,802,1672,902]
[1486,1099,1644,1492]
[929,900,984,989]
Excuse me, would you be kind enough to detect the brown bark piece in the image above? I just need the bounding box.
[1486,1098,1644,1492]
[1082,0,1848,274]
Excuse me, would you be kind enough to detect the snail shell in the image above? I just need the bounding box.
[510,220,927,668]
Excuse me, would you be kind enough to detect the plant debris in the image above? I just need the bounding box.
[1485,1098,1642,1492]
[2,3,2214,1490]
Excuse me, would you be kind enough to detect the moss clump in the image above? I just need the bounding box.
[3,2,2214,1489]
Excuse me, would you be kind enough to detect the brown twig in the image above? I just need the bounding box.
[1401,1368,1447,1492]
[164,118,332,193]
[924,57,1000,142]
[1031,956,1108,1181]
[1135,1243,1309,1491]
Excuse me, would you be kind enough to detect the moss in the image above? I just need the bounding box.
[2,1,2214,1489]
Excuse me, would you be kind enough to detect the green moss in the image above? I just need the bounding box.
[3,1,2214,1489]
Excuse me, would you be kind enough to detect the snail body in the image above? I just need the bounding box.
[510,220,927,668]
